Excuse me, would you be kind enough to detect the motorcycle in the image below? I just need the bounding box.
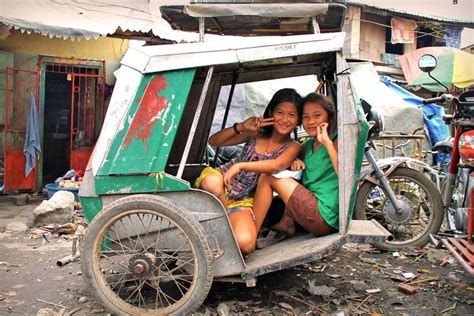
[354,99,444,250]
[417,54,474,276]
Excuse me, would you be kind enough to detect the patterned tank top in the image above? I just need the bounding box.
[218,138,292,200]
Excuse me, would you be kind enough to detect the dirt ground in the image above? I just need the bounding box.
[0,198,473,315]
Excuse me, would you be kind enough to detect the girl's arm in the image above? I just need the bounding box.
[223,141,301,188]
[290,139,307,171]
[325,139,338,176]
[209,117,273,147]
[317,123,338,176]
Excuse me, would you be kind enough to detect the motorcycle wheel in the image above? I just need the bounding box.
[355,167,443,250]
[81,194,213,315]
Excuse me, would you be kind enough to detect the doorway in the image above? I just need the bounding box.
[41,60,105,184]
[43,72,71,182]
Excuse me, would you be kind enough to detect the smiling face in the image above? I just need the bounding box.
[302,101,329,137]
[270,101,299,136]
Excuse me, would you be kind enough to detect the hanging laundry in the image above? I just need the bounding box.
[23,93,41,177]
[391,17,416,44]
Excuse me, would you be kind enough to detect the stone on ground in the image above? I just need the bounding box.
[27,191,75,228]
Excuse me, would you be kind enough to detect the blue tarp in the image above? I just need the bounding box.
[381,76,450,164]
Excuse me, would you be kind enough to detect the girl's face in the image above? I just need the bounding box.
[271,101,299,136]
[302,102,329,137]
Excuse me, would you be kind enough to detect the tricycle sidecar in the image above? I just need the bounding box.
[79,23,391,316]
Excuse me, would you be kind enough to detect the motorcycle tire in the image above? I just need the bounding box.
[355,167,443,250]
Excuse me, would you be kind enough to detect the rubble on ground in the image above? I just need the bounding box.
[27,191,75,228]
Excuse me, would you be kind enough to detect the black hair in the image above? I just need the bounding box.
[260,88,303,138]
[302,92,337,136]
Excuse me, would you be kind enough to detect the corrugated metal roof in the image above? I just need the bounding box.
[0,0,197,41]
[342,1,474,27]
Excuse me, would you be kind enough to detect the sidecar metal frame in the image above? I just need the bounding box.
[79,32,390,280]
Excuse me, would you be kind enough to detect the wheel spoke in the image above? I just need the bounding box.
[360,172,437,245]
[86,202,211,314]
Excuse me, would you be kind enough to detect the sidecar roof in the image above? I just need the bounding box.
[121,32,345,74]
[160,3,346,36]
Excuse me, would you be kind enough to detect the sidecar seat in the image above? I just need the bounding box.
[433,138,453,155]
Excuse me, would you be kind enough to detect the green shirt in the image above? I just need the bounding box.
[302,137,339,229]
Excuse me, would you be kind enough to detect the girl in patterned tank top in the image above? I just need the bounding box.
[195,88,303,254]
[251,93,339,251]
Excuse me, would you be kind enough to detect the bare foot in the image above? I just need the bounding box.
[272,214,296,236]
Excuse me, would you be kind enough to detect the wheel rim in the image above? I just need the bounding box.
[91,209,199,314]
[360,175,435,246]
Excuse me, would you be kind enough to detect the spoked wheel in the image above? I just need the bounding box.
[81,195,213,315]
[355,167,443,250]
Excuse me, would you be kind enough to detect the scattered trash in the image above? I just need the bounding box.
[274,290,325,314]
[325,273,341,279]
[354,294,372,311]
[398,283,417,295]
[365,288,381,294]
[440,302,457,314]
[67,307,82,315]
[78,296,88,303]
[383,272,406,282]
[402,272,415,279]
[55,169,83,183]
[216,302,229,316]
[37,223,77,235]
[440,257,450,267]
[406,277,439,285]
[358,255,390,268]
[278,302,294,311]
[36,308,57,316]
[426,248,447,264]
[36,298,67,308]
[57,180,81,189]
[5,222,29,233]
[349,280,369,291]
[411,251,427,263]
[307,280,336,297]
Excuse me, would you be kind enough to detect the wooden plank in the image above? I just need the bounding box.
[243,233,344,279]
[346,219,392,244]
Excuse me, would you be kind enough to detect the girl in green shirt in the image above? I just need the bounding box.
[252,92,339,243]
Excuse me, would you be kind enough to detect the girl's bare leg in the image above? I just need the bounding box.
[199,174,227,208]
[253,174,299,232]
[228,209,257,255]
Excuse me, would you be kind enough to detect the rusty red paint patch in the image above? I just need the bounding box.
[124,75,168,149]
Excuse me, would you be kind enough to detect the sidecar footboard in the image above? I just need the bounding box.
[241,220,392,279]
[346,219,393,244]
[242,233,345,279]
